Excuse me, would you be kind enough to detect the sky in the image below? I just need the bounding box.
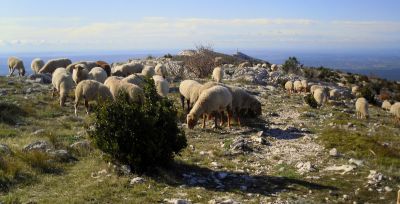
[0,0,400,53]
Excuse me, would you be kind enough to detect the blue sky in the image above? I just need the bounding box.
[0,0,399,53]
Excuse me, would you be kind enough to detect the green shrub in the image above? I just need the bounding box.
[88,78,187,173]
[304,94,318,108]
[282,56,300,74]
[359,86,376,105]
[164,53,173,58]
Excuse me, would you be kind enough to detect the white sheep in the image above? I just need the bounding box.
[293,80,303,93]
[285,81,294,94]
[104,76,123,99]
[310,85,322,95]
[118,82,144,104]
[187,85,232,129]
[72,64,89,84]
[238,62,251,68]
[121,74,146,88]
[51,68,74,106]
[382,100,392,111]
[212,66,224,83]
[155,63,168,78]
[7,57,25,76]
[152,75,169,97]
[74,80,113,116]
[39,58,72,74]
[31,58,44,74]
[352,85,360,95]
[141,66,155,77]
[113,63,143,76]
[355,97,369,119]
[270,64,278,71]
[389,102,400,123]
[88,67,107,83]
[179,80,202,111]
[229,86,261,126]
[66,61,97,73]
[301,80,308,92]
[313,88,328,106]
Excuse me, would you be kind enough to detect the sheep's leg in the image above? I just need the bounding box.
[202,114,206,129]
[186,100,191,113]
[85,100,89,115]
[214,114,219,129]
[219,112,224,126]
[52,87,56,98]
[227,112,232,128]
[180,95,185,110]
[237,116,241,127]
[9,67,16,77]
[74,102,79,116]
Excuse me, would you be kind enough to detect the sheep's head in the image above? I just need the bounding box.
[186,114,197,129]
[74,64,86,72]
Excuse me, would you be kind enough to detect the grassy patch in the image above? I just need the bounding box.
[0,102,27,125]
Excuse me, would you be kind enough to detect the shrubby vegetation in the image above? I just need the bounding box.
[88,78,187,173]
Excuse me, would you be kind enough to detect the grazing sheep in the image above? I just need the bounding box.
[179,80,202,111]
[66,61,97,73]
[229,86,262,126]
[51,68,74,106]
[352,85,360,95]
[74,80,113,116]
[155,63,167,78]
[95,61,111,76]
[301,80,308,92]
[8,57,25,76]
[39,58,72,74]
[104,76,123,99]
[285,81,294,94]
[355,97,369,119]
[390,102,400,123]
[187,85,232,129]
[310,85,323,95]
[118,82,145,104]
[141,66,155,77]
[212,66,224,83]
[329,89,340,100]
[293,80,303,93]
[152,75,169,97]
[382,100,392,111]
[313,88,328,106]
[72,64,89,84]
[122,74,146,88]
[113,63,143,76]
[31,58,44,74]
[88,67,107,83]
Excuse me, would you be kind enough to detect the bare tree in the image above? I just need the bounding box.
[183,44,216,78]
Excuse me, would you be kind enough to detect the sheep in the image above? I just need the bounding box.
[228,86,261,126]
[390,102,400,123]
[270,64,278,71]
[104,76,123,99]
[7,57,25,76]
[285,81,293,94]
[31,58,44,74]
[141,66,155,77]
[238,62,251,68]
[214,57,223,66]
[118,82,145,104]
[51,68,74,106]
[74,80,113,116]
[152,75,169,97]
[113,63,143,76]
[211,66,224,83]
[95,61,111,76]
[179,80,202,111]
[310,85,323,95]
[72,64,89,84]
[382,100,392,111]
[293,80,303,93]
[313,88,328,106]
[39,58,72,74]
[88,67,107,83]
[352,85,359,95]
[66,61,96,73]
[329,89,340,100]
[355,97,369,119]
[155,63,167,78]
[187,85,232,129]
[122,74,146,88]
[301,80,308,92]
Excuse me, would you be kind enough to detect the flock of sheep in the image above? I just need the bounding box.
[7,56,400,127]
[284,78,400,122]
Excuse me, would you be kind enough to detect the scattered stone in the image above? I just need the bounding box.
[296,161,316,174]
[48,149,77,162]
[118,165,131,175]
[348,158,363,166]
[323,165,356,174]
[164,198,191,204]
[129,177,145,185]
[0,144,12,155]
[384,186,392,192]
[23,140,53,152]
[329,148,339,157]
[230,136,252,153]
[31,129,45,135]
[70,140,91,151]
[367,170,384,186]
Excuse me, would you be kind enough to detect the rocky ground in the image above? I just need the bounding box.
[0,64,399,203]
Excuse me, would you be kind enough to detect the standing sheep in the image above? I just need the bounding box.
[301,80,308,92]
[104,76,123,99]
[352,85,360,96]
[152,75,169,97]
[285,81,294,95]
[8,57,25,76]
[389,102,400,123]
[313,88,328,106]
[155,63,168,78]
[355,97,369,119]
[72,64,89,84]
[74,80,113,116]
[39,58,72,74]
[95,61,111,76]
[187,85,232,129]
[66,61,97,73]
[51,68,74,106]
[113,63,143,76]
[382,100,392,111]
[293,80,303,93]
[212,66,224,83]
[88,67,107,83]
[122,74,146,88]
[310,85,322,95]
[141,66,155,77]
[229,86,262,126]
[179,80,202,112]
[31,58,44,74]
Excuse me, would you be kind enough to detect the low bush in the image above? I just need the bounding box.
[304,94,318,108]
